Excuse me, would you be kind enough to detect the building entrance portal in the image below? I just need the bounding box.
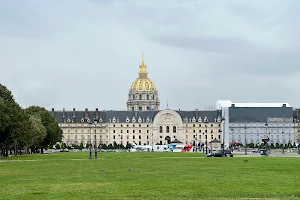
[165,136,171,144]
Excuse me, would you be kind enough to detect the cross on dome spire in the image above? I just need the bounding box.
[139,52,148,78]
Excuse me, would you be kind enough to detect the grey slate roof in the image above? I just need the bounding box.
[229,107,293,123]
[52,109,222,123]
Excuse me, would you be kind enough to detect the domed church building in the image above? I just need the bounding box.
[52,53,223,149]
[127,52,160,111]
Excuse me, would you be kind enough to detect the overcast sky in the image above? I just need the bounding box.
[1,0,300,111]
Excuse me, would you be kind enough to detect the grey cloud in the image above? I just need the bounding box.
[151,34,300,77]
[1,0,300,110]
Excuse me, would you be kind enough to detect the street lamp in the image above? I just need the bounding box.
[195,134,198,153]
[231,128,234,152]
[265,122,270,154]
[244,125,247,155]
[282,131,285,154]
[89,121,93,159]
[93,118,98,159]
[221,117,225,153]
[298,130,300,154]
[202,132,205,153]
[205,123,208,154]
[119,134,121,151]
[152,133,154,152]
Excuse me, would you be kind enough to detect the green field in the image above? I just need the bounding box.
[1,152,300,200]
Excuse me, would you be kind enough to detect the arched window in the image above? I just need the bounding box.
[173,126,176,133]
[166,126,169,133]
[147,94,149,100]
[152,95,155,100]
[159,126,163,133]
[139,94,142,100]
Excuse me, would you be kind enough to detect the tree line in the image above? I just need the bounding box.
[0,84,62,157]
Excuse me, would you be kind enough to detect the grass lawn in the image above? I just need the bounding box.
[1,152,300,200]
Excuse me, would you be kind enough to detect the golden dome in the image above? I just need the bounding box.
[130,77,156,92]
[130,52,157,92]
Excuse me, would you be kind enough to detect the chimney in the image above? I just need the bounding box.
[282,104,286,107]
[73,108,76,118]
[51,108,54,112]
[95,108,99,118]
[195,108,199,118]
[63,108,65,118]
[231,104,235,107]
[85,108,88,119]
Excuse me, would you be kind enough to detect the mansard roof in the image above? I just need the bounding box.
[229,106,293,123]
[52,109,222,124]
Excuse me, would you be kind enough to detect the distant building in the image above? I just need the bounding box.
[216,100,295,147]
[52,53,222,148]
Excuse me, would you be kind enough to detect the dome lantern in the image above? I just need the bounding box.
[138,52,148,78]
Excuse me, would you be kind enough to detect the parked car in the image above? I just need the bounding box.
[206,150,233,157]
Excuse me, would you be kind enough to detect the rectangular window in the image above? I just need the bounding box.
[139,135,141,139]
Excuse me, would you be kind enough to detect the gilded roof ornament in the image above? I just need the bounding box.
[139,52,148,78]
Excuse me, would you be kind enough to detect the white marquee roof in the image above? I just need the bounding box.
[216,100,291,109]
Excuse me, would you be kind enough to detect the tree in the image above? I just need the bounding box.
[113,141,118,149]
[61,143,66,149]
[27,114,47,148]
[125,143,132,149]
[101,144,107,149]
[0,84,14,102]
[25,106,63,153]
[79,143,84,150]
[0,84,32,156]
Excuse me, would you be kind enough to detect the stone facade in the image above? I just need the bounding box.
[54,109,222,147]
